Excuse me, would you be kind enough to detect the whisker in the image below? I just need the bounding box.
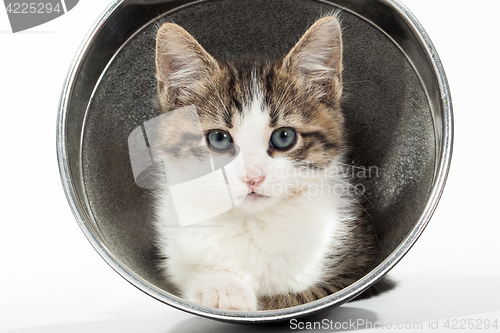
[272,78,293,116]
[206,77,232,126]
[278,97,337,116]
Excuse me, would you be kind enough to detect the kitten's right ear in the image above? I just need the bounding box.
[156,23,219,103]
[281,16,343,100]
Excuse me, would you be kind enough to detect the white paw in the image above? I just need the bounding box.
[187,273,257,311]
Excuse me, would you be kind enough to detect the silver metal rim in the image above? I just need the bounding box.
[56,0,453,323]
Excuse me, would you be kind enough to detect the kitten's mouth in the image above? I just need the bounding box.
[239,192,270,201]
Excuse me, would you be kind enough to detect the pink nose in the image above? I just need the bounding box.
[242,176,265,191]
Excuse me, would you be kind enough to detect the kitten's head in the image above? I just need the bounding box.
[154,17,344,218]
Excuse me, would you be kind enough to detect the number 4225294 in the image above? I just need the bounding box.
[6,3,62,14]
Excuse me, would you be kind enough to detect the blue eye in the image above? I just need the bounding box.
[207,130,233,151]
[270,128,296,150]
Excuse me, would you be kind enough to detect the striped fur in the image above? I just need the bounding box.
[153,16,381,311]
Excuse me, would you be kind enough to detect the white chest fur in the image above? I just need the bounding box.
[156,191,343,297]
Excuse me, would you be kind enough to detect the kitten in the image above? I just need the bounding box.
[152,16,381,311]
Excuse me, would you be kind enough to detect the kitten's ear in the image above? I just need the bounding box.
[156,22,219,103]
[282,16,342,98]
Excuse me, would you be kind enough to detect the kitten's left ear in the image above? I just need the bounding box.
[282,16,342,98]
[155,22,220,105]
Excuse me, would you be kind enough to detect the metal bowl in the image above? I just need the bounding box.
[57,0,453,323]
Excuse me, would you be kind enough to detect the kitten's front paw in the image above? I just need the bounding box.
[188,274,257,311]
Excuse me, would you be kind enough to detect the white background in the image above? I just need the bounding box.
[1,1,499,332]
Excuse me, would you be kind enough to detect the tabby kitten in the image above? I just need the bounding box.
[152,16,380,311]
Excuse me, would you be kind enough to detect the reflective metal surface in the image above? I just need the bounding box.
[57,0,453,323]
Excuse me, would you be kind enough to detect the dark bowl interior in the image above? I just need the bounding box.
[60,0,445,321]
